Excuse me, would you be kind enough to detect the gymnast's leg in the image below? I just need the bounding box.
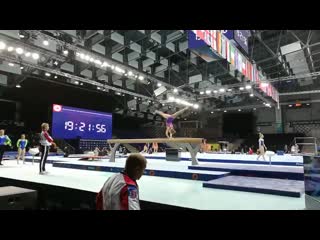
[170,128,176,138]
[165,127,170,138]
[155,110,170,119]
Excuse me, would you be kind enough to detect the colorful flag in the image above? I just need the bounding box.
[242,59,246,76]
[221,36,226,58]
[234,49,238,70]
[217,31,221,55]
[208,30,217,51]
[226,39,231,63]
[237,52,242,72]
[246,61,251,81]
[230,45,235,66]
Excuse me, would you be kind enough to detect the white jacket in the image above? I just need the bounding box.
[96,172,140,210]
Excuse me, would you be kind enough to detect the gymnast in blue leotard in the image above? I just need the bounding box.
[17,134,28,164]
[155,107,189,138]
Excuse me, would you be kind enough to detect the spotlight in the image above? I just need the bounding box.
[138,76,144,81]
[80,83,83,86]
[224,110,227,113]
[8,63,14,67]
[85,55,90,61]
[211,111,214,114]
[89,58,95,62]
[219,88,225,93]
[63,50,69,55]
[25,52,31,57]
[74,81,79,85]
[111,65,115,70]
[45,72,51,77]
[0,41,6,50]
[134,96,137,99]
[307,103,310,106]
[213,90,218,93]
[54,76,58,79]
[115,66,125,73]
[128,71,133,76]
[253,108,256,110]
[80,53,85,59]
[238,109,241,112]
[97,87,101,90]
[19,34,25,38]
[265,103,271,107]
[7,46,14,52]
[239,87,244,90]
[16,84,21,88]
[193,104,199,109]
[250,93,254,97]
[20,66,24,70]
[175,98,181,103]
[157,83,162,87]
[32,53,39,60]
[168,96,175,101]
[53,60,59,66]
[16,48,24,55]
[245,85,252,89]
[200,91,204,95]
[227,89,232,92]
[43,40,49,46]
[205,90,211,95]
[173,88,178,93]
[94,60,102,65]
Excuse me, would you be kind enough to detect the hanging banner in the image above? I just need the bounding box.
[188,30,222,62]
[190,30,279,103]
[242,58,247,76]
[226,39,231,62]
[221,35,227,59]
[221,30,234,40]
[230,44,235,65]
[217,31,222,55]
[234,30,251,54]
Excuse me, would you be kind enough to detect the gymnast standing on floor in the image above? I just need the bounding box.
[155,106,190,138]
[0,129,12,165]
[39,123,56,174]
[16,134,28,164]
[257,133,267,161]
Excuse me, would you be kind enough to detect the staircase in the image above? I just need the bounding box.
[55,139,76,154]
[122,143,139,153]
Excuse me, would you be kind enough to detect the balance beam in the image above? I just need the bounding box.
[107,138,203,165]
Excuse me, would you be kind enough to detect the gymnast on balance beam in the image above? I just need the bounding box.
[155,106,190,138]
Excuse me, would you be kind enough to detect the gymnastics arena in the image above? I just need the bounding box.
[0,30,319,210]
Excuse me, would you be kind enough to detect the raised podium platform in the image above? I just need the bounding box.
[203,176,304,197]
[0,186,37,210]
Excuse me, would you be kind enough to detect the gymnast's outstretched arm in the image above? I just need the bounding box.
[155,110,171,119]
[172,107,189,118]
